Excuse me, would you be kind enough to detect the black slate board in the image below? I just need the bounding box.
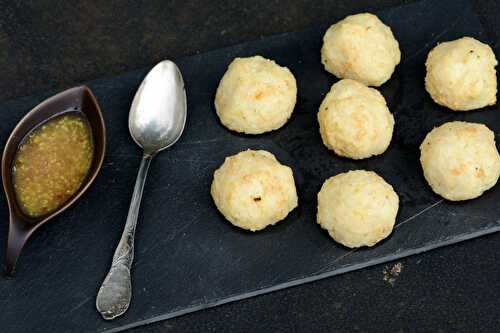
[1,0,499,332]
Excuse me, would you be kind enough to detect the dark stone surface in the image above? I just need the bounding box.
[0,0,499,332]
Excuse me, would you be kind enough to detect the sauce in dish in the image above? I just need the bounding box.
[12,113,93,218]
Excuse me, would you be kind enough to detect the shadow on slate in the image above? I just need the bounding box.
[0,0,499,332]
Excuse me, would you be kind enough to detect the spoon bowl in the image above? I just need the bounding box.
[2,86,106,275]
[129,60,187,154]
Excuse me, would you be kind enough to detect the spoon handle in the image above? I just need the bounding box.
[96,153,153,320]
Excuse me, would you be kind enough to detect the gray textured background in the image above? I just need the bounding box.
[1,0,499,332]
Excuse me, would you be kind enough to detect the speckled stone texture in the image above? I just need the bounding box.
[1,1,499,332]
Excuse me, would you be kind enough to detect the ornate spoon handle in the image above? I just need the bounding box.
[96,154,153,320]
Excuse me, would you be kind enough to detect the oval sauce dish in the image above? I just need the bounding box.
[2,86,106,275]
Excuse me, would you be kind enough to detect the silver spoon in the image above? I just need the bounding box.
[96,60,187,320]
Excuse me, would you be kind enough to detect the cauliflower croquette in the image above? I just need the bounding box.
[214,56,297,134]
[317,170,399,248]
[425,37,497,111]
[321,13,401,87]
[317,79,394,159]
[420,121,500,201]
[211,150,298,231]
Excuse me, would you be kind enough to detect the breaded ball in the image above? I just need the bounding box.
[317,79,394,159]
[214,56,297,134]
[425,37,497,111]
[420,121,500,201]
[321,13,401,87]
[317,170,399,248]
[211,150,298,231]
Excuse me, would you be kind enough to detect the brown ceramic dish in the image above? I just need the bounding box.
[2,86,106,275]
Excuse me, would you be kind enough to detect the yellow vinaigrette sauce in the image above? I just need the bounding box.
[12,113,93,218]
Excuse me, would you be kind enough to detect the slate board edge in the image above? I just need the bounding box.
[103,224,500,333]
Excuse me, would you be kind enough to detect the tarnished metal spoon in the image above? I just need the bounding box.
[96,60,187,320]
